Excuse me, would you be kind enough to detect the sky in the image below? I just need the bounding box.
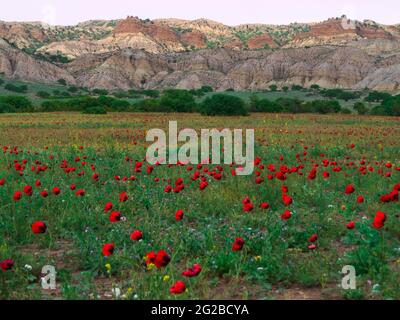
[1,0,399,26]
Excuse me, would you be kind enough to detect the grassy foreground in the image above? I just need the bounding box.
[0,112,399,300]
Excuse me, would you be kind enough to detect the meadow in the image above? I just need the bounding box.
[0,112,399,300]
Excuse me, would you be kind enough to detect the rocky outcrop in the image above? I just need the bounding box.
[59,45,399,92]
[1,16,400,92]
[247,34,277,49]
[0,39,75,84]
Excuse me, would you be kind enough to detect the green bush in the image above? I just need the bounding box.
[0,95,33,112]
[159,89,196,113]
[92,88,109,96]
[199,94,248,116]
[354,102,367,115]
[321,89,361,101]
[82,106,107,114]
[57,79,67,86]
[365,91,392,102]
[4,83,28,93]
[249,95,281,113]
[0,78,4,86]
[36,91,51,98]
[305,100,341,114]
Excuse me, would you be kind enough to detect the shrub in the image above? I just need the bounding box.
[291,85,303,91]
[341,108,352,114]
[364,91,392,102]
[0,78,4,86]
[57,79,67,86]
[250,95,281,113]
[142,90,160,98]
[82,106,107,114]
[321,89,361,101]
[36,91,51,98]
[159,89,196,113]
[0,102,15,113]
[92,88,109,96]
[305,100,341,114]
[310,84,320,90]
[0,95,33,111]
[199,94,248,116]
[276,98,305,113]
[269,85,278,92]
[68,86,79,93]
[113,91,130,99]
[354,102,367,115]
[4,83,28,93]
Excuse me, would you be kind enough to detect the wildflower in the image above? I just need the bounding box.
[31,221,47,234]
[170,281,186,295]
[232,237,245,251]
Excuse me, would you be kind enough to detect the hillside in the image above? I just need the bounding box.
[0,15,400,91]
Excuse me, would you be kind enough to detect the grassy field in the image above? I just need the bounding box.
[0,112,399,300]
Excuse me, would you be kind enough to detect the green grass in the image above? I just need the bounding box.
[0,112,398,300]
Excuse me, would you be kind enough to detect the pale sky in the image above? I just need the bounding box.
[1,0,399,26]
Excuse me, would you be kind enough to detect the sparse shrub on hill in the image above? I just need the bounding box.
[57,78,67,86]
[4,83,28,93]
[36,91,51,98]
[92,88,109,96]
[199,94,248,116]
[0,78,4,86]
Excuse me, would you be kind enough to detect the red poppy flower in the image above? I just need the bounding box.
[52,187,61,195]
[175,209,184,221]
[154,250,171,268]
[13,191,22,201]
[130,230,143,241]
[102,243,115,257]
[109,211,122,222]
[31,221,47,234]
[373,211,386,230]
[347,221,355,230]
[281,210,292,220]
[308,244,317,250]
[308,234,318,243]
[70,184,76,190]
[345,184,355,195]
[182,264,202,278]
[76,189,85,196]
[0,259,14,272]
[119,192,128,202]
[40,190,49,198]
[356,196,364,203]
[104,202,113,212]
[35,180,41,187]
[232,237,245,251]
[260,202,269,210]
[0,178,5,186]
[282,194,293,206]
[170,281,186,295]
[23,185,33,196]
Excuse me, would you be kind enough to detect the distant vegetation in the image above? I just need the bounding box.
[0,76,399,116]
